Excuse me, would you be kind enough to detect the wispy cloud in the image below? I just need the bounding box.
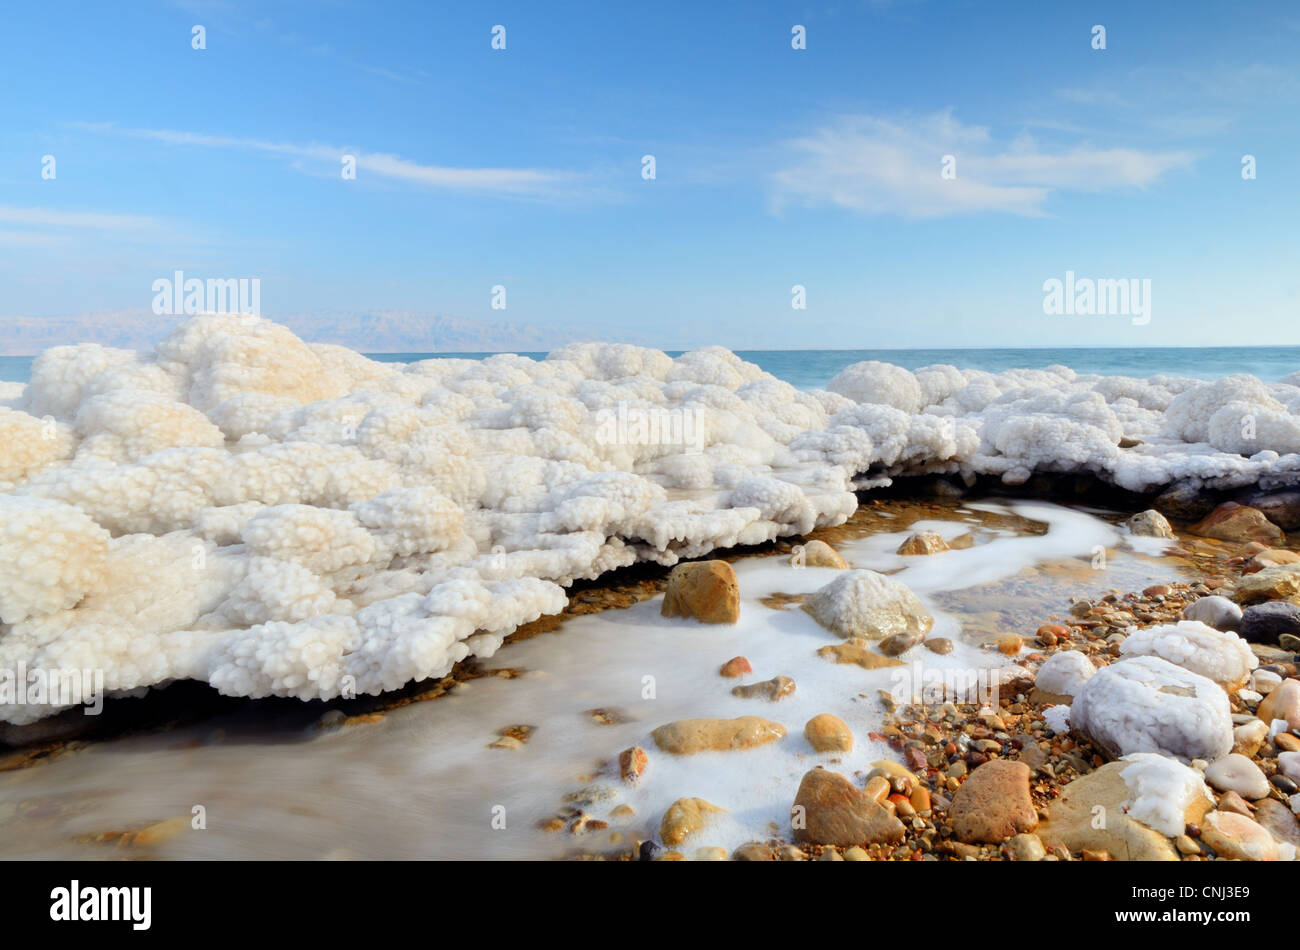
[768,111,1194,219]
[0,206,163,231]
[73,122,583,199]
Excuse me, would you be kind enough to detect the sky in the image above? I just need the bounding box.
[1,0,1298,350]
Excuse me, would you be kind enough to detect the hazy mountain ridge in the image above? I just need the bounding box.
[0,310,633,355]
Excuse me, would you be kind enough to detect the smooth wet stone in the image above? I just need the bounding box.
[950,760,1037,844]
[1200,811,1278,861]
[1205,754,1270,800]
[879,632,922,656]
[1242,490,1300,531]
[651,716,786,754]
[1189,503,1284,545]
[804,713,853,753]
[660,797,724,846]
[1253,798,1300,848]
[791,767,905,847]
[897,531,949,556]
[619,746,648,784]
[1258,679,1300,730]
[718,655,752,678]
[924,637,954,655]
[996,634,1023,655]
[795,539,847,569]
[1240,602,1300,644]
[661,560,739,624]
[732,842,774,861]
[1006,832,1046,861]
[1234,564,1300,606]
[1232,719,1269,757]
[843,845,870,861]
[731,675,795,702]
[1127,509,1175,539]
[1183,595,1243,632]
[1279,751,1300,785]
[817,638,905,670]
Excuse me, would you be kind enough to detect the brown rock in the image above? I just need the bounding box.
[1127,509,1175,539]
[817,638,904,670]
[651,716,786,755]
[950,760,1038,844]
[897,531,950,556]
[718,656,752,678]
[731,675,796,702]
[791,767,905,847]
[619,746,648,784]
[996,634,1023,655]
[661,560,740,624]
[1253,798,1300,848]
[924,637,954,655]
[1189,503,1284,545]
[1200,811,1279,861]
[1235,565,1300,606]
[879,632,922,656]
[660,797,724,846]
[804,713,854,753]
[1257,678,1300,730]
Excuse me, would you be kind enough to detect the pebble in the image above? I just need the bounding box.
[660,798,725,847]
[1275,733,1300,752]
[731,675,796,702]
[950,760,1038,844]
[804,713,854,753]
[1205,753,1271,800]
[996,635,1023,655]
[619,746,648,784]
[924,638,954,655]
[1200,811,1279,861]
[718,656,752,678]
[661,560,740,624]
[732,842,774,861]
[1006,833,1046,861]
[843,846,870,862]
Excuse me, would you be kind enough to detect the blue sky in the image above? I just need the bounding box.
[1,0,1298,349]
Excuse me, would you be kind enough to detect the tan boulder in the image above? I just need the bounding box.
[897,531,950,556]
[1200,811,1278,861]
[791,767,905,847]
[950,760,1038,844]
[804,713,853,753]
[1189,503,1284,545]
[1235,564,1300,606]
[1035,762,1213,861]
[650,716,786,755]
[1126,509,1175,539]
[802,569,933,641]
[660,797,724,846]
[661,560,739,624]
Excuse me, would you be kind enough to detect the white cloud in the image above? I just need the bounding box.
[74,123,580,198]
[0,206,163,232]
[768,111,1194,219]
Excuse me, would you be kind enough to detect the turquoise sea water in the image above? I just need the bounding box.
[4,346,1299,389]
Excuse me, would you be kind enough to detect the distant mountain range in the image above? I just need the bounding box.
[0,310,648,355]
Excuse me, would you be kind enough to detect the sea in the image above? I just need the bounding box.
[3,346,1299,389]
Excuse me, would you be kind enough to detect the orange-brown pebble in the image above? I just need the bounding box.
[619,746,648,784]
[997,635,1023,655]
[719,656,752,678]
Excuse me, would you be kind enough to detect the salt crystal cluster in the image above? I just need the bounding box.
[4,314,1300,722]
[1118,620,1257,688]
[1118,752,1214,837]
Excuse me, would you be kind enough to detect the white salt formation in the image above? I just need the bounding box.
[1034,650,1095,698]
[4,314,1300,722]
[1070,656,1234,763]
[1118,620,1257,688]
[1118,753,1214,838]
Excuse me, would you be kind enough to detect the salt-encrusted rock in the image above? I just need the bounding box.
[1240,602,1300,644]
[1189,502,1284,544]
[1036,759,1213,860]
[731,675,795,701]
[660,798,724,846]
[661,560,739,624]
[1258,678,1300,730]
[1070,655,1234,763]
[1118,621,1256,688]
[1205,753,1270,800]
[1034,650,1095,699]
[950,760,1037,844]
[1183,595,1243,632]
[1254,798,1300,848]
[795,539,847,569]
[1235,564,1300,605]
[1233,719,1269,757]
[1127,509,1175,539]
[0,496,110,624]
[897,531,949,556]
[791,767,906,847]
[817,638,905,670]
[802,569,933,641]
[1200,811,1279,861]
[804,713,853,753]
[650,716,786,754]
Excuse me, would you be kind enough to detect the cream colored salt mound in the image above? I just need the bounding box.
[0,496,109,624]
